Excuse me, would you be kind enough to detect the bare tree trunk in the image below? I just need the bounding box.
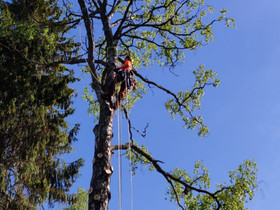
[88,100,114,210]
[88,43,117,209]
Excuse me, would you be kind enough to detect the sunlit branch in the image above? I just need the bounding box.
[130,144,223,209]
[111,139,225,209]
[46,57,108,68]
[113,0,133,40]
[133,71,204,110]
[78,0,100,88]
[122,34,186,50]
[108,0,122,20]
[121,0,189,34]
[62,0,82,18]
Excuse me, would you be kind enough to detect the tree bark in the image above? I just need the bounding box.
[78,1,119,208]
[88,99,114,210]
[88,45,117,209]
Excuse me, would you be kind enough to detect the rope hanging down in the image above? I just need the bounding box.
[125,73,134,210]
[116,72,134,210]
[117,107,123,210]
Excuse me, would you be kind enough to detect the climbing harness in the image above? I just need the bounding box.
[114,67,135,109]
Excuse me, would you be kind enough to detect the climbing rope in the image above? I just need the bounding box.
[117,94,123,210]
[116,66,134,210]
[124,72,134,210]
[128,113,134,210]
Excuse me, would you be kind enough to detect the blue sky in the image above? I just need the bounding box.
[57,0,280,209]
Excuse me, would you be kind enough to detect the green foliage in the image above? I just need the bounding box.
[87,0,234,120]
[120,79,146,113]
[126,143,154,175]
[76,0,257,208]
[165,160,258,209]
[64,187,88,210]
[0,0,83,209]
[110,0,228,135]
[82,77,146,119]
[165,65,220,136]
[0,0,254,209]
[111,0,233,69]
[216,160,258,209]
[166,161,212,208]
[82,86,100,121]
[60,0,255,209]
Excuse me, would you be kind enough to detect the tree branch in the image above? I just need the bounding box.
[122,107,134,142]
[132,70,182,106]
[114,107,220,208]
[111,142,131,151]
[47,57,109,68]
[132,70,210,126]
[113,0,133,41]
[130,144,223,209]
[132,123,148,138]
[107,0,122,20]
[78,0,100,90]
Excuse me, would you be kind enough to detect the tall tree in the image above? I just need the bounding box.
[5,0,256,209]
[70,0,258,209]
[0,0,83,208]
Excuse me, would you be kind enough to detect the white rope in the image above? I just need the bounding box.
[129,120,134,210]
[117,67,134,210]
[124,71,134,210]
[117,108,123,210]
[117,95,123,210]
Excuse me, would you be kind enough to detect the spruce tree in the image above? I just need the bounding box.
[0,0,83,208]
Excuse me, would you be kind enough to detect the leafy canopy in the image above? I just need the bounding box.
[76,0,258,209]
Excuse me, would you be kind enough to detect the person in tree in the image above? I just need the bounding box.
[114,55,136,108]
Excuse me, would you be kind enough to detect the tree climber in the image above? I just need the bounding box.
[114,55,136,109]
